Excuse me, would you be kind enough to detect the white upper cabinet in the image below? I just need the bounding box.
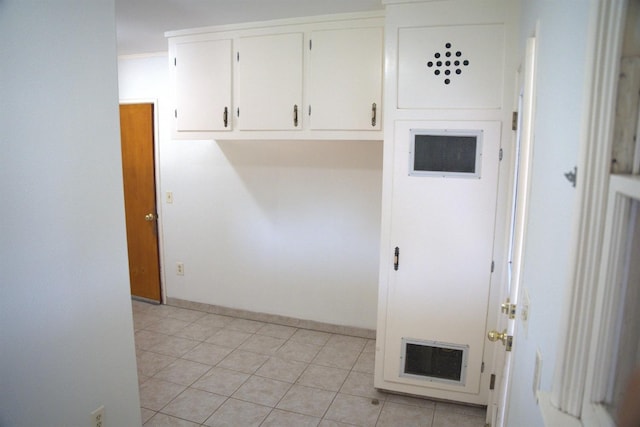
[236,33,303,130]
[308,27,383,130]
[166,12,384,139]
[175,39,232,131]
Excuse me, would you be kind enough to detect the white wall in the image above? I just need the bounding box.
[118,55,383,330]
[506,1,591,425]
[0,2,141,426]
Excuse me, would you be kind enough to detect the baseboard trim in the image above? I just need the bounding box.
[166,297,376,339]
[132,295,161,305]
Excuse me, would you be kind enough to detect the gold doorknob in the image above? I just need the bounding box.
[488,329,508,345]
[145,213,155,221]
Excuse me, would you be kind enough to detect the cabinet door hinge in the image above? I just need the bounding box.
[174,109,177,118]
[236,52,239,62]
[393,247,400,271]
[174,57,177,66]
[491,261,495,273]
[489,374,496,390]
[512,111,518,131]
[499,148,503,161]
[309,39,312,50]
[308,105,311,116]
[236,107,240,117]
[481,362,485,373]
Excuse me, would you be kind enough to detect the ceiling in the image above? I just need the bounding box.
[115,0,384,55]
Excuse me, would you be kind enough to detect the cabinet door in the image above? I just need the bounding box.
[175,39,232,131]
[236,33,303,130]
[309,27,383,130]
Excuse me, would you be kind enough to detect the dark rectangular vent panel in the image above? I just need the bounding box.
[409,129,483,178]
[401,339,468,385]
[413,135,477,174]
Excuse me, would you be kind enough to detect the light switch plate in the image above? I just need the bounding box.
[91,405,104,427]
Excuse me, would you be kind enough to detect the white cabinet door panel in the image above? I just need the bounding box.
[309,27,383,130]
[397,24,504,110]
[236,33,303,130]
[175,39,232,131]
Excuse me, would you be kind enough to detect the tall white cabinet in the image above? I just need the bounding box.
[166,12,384,140]
[374,0,517,408]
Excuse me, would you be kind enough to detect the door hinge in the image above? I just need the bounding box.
[174,57,177,66]
[237,52,240,62]
[481,361,485,373]
[237,107,240,117]
[309,39,312,50]
[499,148,503,161]
[501,298,517,319]
[174,109,177,118]
[393,247,400,271]
[490,373,496,390]
[491,261,495,273]
[512,111,518,131]
[308,105,312,116]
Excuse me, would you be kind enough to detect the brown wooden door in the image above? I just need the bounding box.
[119,103,161,302]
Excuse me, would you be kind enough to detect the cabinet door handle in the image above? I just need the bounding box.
[293,104,299,127]
[371,103,377,127]
[223,106,228,128]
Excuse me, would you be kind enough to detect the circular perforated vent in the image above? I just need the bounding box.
[426,42,470,85]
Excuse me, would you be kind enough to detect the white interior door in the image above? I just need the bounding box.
[380,119,502,404]
[491,36,538,426]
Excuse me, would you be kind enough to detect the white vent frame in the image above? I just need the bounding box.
[400,338,470,386]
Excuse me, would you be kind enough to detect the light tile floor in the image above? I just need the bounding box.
[133,301,487,427]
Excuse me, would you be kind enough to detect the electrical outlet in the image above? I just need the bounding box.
[176,262,184,276]
[166,191,174,204]
[91,405,104,427]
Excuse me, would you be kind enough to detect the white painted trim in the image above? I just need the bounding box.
[582,176,640,427]
[118,52,168,60]
[382,0,432,5]
[164,10,385,38]
[539,392,583,427]
[548,0,627,419]
[119,98,167,304]
[167,297,376,338]
[633,101,640,174]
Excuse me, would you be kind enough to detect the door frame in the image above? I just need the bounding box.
[120,98,166,304]
[582,174,640,427]
[540,0,627,421]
